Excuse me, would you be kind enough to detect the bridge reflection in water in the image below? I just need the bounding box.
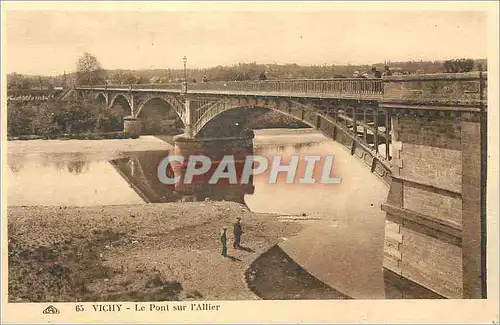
[109,147,255,205]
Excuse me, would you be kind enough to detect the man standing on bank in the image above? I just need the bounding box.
[233,218,243,249]
[221,227,228,257]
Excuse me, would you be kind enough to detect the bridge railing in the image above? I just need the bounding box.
[81,78,384,97]
[82,83,180,91]
[190,79,384,96]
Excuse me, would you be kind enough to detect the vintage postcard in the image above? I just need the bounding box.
[1,1,499,323]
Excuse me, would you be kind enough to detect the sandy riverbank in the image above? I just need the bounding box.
[8,202,310,302]
[7,135,171,155]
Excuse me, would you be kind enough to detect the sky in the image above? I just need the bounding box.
[4,8,489,76]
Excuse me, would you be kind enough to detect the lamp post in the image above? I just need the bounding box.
[183,56,188,93]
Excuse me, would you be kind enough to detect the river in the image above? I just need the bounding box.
[6,129,390,299]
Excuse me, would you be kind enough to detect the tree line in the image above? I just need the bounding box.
[7,73,59,90]
[443,58,477,73]
[7,99,124,137]
[74,58,486,84]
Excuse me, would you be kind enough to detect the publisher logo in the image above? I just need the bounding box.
[42,305,60,314]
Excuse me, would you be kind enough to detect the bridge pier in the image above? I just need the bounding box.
[171,131,255,201]
[177,98,195,138]
[123,116,141,135]
[380,73,487,299]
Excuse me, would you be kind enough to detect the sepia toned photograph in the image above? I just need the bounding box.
[1,1,498,323]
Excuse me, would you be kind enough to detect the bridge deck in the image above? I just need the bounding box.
[83,87,383,100]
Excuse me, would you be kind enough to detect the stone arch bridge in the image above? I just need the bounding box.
[76,72,488,300]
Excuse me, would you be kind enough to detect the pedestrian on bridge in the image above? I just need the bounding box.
[221,227,228,257]
[233,218,243,249]
[371,67,382,78]
[383,65,393,77]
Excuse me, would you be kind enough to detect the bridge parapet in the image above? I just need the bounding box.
[85,78,384,99]
[381,72,487,110]
[187,78,384,97]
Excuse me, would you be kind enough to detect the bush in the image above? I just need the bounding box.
[7,99,126,137]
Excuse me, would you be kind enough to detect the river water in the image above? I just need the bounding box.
[6,129,390,299]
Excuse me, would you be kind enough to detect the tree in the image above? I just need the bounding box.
[443,58,475,73]
[443,60,453,73]
[110,71,138,84]
[7,73,34,89]
[463,58,474,72]
[76,52,106,85]
[122,72,138,84]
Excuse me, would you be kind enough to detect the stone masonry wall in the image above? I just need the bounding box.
[403,184,462,227]
[383,111,466,298]
[460,115,484,298]
[383,109,483,299]
[398,114,463,228]
[384,72,486,105]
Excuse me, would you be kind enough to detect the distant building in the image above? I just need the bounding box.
[383,67,408,76]
[150,76,161,84]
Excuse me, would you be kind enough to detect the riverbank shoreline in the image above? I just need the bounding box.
[7,201,316,302]
[7,132,140,141]
[7,129,328,156]
[7,135,171,155]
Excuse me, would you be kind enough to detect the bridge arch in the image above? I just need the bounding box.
[193,103,317,138]
[95,92,108,105]
[136,96,184,122]
[136,96,185,135]
[109,94,133,115]
[192,101,392,183]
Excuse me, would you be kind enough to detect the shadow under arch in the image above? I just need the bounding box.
[95,92,107,105]
[135,97,184,135]
[109,94,132,115]
[194,105,313,139]
[135,96,182,120]
[192,102,392,185]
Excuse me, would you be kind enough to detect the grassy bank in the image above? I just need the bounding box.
[8,202,306,302]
